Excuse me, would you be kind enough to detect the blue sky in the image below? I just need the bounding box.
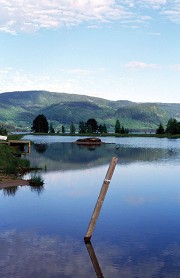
[0,0,180,103]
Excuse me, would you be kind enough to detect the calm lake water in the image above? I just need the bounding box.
[0,136,180,278]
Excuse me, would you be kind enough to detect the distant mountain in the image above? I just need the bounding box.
[0,90,179,131]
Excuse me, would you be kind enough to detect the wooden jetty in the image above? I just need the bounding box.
[0,140,31,154]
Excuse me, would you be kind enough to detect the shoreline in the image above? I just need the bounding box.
[0,178,29,189]
[16,132,180,139]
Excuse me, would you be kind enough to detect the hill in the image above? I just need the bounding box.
[0,90,179,131]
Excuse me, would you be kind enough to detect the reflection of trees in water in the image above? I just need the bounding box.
[30,184,44,195]
[29,173,45,195]
[0,184,44,196]
[28,143,180,171]
[2,186,18,196]
[34,143,48,153]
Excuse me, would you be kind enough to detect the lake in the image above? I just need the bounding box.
[0,136,180,278]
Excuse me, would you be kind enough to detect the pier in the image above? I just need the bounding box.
[0,140,31,154]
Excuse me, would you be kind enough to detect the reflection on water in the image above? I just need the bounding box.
[1,229,180,278]
[27,141,180,172]
[0,184,44,197]
[30,184,45,195]
[85,240,104,278]
[0,136,180,277]
[0,186,19,196]
[34,143,48,153]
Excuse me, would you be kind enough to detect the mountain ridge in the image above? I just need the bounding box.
[0,90,179,131]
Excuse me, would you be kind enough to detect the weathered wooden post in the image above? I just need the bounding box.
[84,156,118,242]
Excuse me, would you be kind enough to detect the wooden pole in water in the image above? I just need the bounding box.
[84,156,118,242]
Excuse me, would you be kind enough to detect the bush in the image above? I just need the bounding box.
[29,175,44,186]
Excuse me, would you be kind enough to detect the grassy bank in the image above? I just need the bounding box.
[0,144,30,180]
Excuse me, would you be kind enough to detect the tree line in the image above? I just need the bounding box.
[156,118,180,135]
[32,114,129,134]
[0,125,7,135]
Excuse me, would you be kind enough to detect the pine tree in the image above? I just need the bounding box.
[103,124,107,133]
[70,123,76,134]
[50,123,55,133]
[62,125,65,133]
[165,118,178,134]
[115,119,121,133]
[79,121,86,134]
[156,123,165,134]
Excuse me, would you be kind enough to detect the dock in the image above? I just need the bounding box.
[0,140,31,154]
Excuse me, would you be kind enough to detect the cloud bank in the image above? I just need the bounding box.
[0,0,180,34]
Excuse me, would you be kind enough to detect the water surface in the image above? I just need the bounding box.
[0,136,180,277]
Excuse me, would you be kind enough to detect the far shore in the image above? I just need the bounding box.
[8,132,180,139]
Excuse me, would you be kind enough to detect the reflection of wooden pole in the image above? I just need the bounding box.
[28,141,31,154]
[84,157,118,242]
[85,241,104,278]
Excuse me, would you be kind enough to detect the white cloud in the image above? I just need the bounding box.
[0,0,180,34]
[0,0,132,34]
[171,64,180,71]
[0,65,179,102]
[140,0,167,7]
[66,67,106,76]
[0,67,105,95]
[124,61,160,70]
[162,9,180,23]
[123,0,180,23]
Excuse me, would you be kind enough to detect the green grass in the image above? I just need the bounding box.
[7,134,24,140]
[0,144,30,176]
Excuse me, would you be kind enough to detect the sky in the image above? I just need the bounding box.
[0,0,180,103]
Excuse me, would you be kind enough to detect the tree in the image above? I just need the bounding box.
[79,121,86,134]
[124,128,129,134]
[86,118,98,133]
[178,122,180,134]
[165,118,178,135]
[121,126,125,134]
[103,124,107,133]
[62,125,65,134]
[115,119,121,133]
[49,123,55,133]
[156,123,165,135]
[70,123,76,134]
[98,123,107,134]
[0,125,7,135]
[32,114,49,133]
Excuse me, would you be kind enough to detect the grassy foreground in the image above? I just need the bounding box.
[0,144,30,181]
